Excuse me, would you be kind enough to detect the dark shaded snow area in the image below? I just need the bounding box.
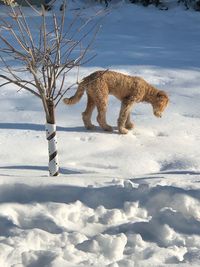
[1,176,200,266]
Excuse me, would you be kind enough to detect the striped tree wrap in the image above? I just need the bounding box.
[45,123,59,176]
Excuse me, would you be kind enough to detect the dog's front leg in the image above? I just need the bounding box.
[118,98,135,134]
[125,113,134,130]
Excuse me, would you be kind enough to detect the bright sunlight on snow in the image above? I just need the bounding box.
[0,0,200,266]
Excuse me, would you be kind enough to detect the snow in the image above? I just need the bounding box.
[0,0,200,266]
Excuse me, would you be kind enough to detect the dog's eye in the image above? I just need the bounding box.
[157,91,168,100]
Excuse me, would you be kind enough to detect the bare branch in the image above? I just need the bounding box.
[22,0,42,15]
[0,35,28,60]
[0,81,11,87]
[0,1,102,119]
[19,8,35,44]
[0,74,41,98]
[0,54,26,82]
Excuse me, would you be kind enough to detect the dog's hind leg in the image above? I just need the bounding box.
[96,95,113,132]
[82,94,96,130]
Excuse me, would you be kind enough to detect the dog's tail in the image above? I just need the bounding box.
[63,80,85,105]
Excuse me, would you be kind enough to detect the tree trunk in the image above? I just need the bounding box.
[45,99,59,176]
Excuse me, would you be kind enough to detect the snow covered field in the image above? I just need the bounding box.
[0,0,200,266]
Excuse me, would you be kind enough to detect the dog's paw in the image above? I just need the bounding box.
[103,125,113,132]
[125,122,134,130]
[119,127,129,134]
[86,124,96,130]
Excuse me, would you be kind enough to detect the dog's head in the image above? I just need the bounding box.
[152,91,169,118]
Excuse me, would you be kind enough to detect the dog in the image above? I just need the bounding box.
[63,70,169,134]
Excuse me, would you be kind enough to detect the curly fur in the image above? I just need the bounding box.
[63,70,169,134]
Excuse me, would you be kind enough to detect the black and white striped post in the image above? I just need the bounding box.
[45,100,59,176]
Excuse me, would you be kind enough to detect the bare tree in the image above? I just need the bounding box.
[0,1,101,176]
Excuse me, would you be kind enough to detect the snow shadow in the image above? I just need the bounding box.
[0,182,200,208]
[0,123,45,131]
[105,208,200,247]
[0,122,114,134]
[155,170,200,175]
[0,165,84,175]
[0,122,119,134]
[0,215,19,237]
[0,122,86,133]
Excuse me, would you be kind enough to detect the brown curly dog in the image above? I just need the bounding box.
[63,70,169,134]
